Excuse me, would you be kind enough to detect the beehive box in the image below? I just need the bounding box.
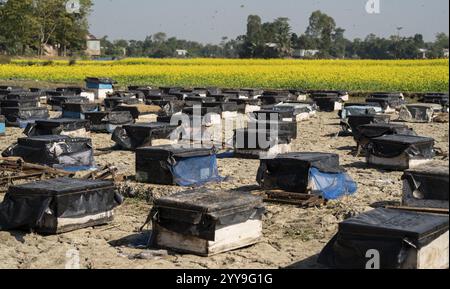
[24,118,91,138]
[367,135,435,170]
[150,190,264,256]
[318,208,449,269]
[0,178,122,234]
[135,145,221,186]
[402,165,449,209]
[112,122,179,150]
[2,135,94,170]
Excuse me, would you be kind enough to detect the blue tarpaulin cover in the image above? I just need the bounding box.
[309,167,357,200]
[169,155,224,187]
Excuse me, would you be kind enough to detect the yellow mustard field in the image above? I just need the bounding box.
[1,58,448,92]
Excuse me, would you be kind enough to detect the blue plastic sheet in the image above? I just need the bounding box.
[62,108,99,119]
[309,167,357,200]
[18,119,37,129]
[0,123,5,135]
[60,166,97,172]
[170,155,224,187]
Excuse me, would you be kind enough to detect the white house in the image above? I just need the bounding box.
[418,48,428,59]
[175,49,188,57]
[443,49,449,58]
[86,34,101,57]
[294,49,320,58]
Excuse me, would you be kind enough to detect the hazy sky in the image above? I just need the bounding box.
[89,0,449,43]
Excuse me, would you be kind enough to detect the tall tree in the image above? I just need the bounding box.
[0,0,37,55]
[272,17,292,57]
[241,15,263,58]
[331,27,347,58]
[305,10,336,55]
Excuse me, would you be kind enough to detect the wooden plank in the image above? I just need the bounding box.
[386,205,449,215]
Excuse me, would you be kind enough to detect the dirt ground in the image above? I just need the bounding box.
[0,110,448,269]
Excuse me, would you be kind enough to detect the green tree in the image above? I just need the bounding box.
[272,17,292,57]
[0,0,92,56]
[0,0,38,55]
[305,10,336,56]
[240,15,264,58]
[331,27,347,58]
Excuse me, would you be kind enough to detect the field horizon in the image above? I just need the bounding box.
[1,58,448,93]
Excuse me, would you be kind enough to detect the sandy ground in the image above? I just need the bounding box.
[0,111,448,269]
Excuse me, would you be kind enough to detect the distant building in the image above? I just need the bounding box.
[86,34,101,57]
[443,49,449,58]
[293,49,320,58]
[418,48,428,59]
[175,49,188,57]
[43,44,59,57]
[265,43,278,49]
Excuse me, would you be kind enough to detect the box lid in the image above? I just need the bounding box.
[261,152,342,173]
[136,144,215,159]
[35,118,89,126]
[372,134,435,145]
[17,135,90,146]
[339,208,449,244]
[8,178,114,196]
[154,190,263,214]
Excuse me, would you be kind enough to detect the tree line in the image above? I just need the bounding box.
[100,11,450,59]
[0,2,448,59]
[0,0,92,56]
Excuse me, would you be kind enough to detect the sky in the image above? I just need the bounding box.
[89,0,449,43]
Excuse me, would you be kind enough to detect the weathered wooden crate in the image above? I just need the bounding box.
[150,190,264,256]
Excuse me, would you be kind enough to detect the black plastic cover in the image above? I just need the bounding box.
[368,135,435,158]
[148,100,185,116]
[403,165,449,201]
[145,95,179,102]
[247,120,297,140]
[318,208,449,269]
[112,122,179,150]
[151,189,265,241]
[202,102,238,112]
[258,95,289,105]
[182,106,221,116]
[257,152,342,192]
[1,107,49,125]
[0,178,122,233]
[85,77,116,84]
[2,135,94,168]
[211,94,239,102]
[234,128,293,149]
[24,118,90,137]
[136,144,215,159]
[113,104,161,119]
[62,102,99,113]
[356,123,417,148]
[348,114,391,139]
[5,92,42,101]
[228,98,261,112]
[104,97,140,110]
[421,93,449,106]
[313,96,341,112]
[135,145,216,185]
[84,111,134,125]
[366,96,405,109]
[1,99,39,108]
[47,95,88,107]
[55,87,84,95]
